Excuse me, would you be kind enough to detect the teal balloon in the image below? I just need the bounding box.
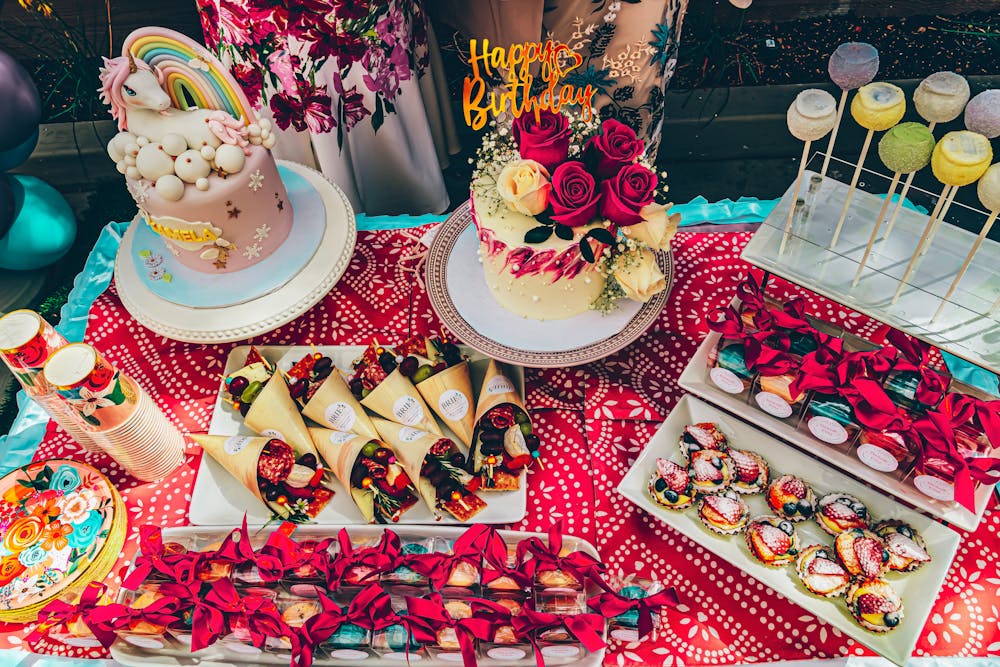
[0,128,38,171]
[0,174,76,270]
[0,176,12,239]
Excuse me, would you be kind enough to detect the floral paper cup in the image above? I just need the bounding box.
[43,344,140,432]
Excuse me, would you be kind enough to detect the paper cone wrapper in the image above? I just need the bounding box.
[245,375,318,459]
[416,362,475,450]
[192,434,267,506]
[308,427,375,522]
[302,373,379,439]
[372,418,444,514]
[474,360,527,423]
[361,368,442,435]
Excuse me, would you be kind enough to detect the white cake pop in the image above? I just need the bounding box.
[965,90,1000,139]
[135,143,176,182]
[913,72,970,125]
[787,89,838,141]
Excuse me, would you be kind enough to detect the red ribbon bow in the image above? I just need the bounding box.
[516,521,605,586]
[587,586,679,639]
[742,333,797,377]
[706,306,746,339]
[404,525,494,589]
[200,576,288,649]
[885,330,949,406]
[85,594,181,648]
[841,378,910,432]
[510,603,607,667]
[734,275,774,330]
[328,528,400,589]
[122,525,202,590]
[292,585,392,667]
[405,594,496,667]
[29,582,108,646]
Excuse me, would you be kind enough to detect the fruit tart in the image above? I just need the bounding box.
[766,475,816,522]
[689,449,733,495]
[795,545,851,597]
[698,491,749,535]
[678,422,728,463]
[875,521,931,573]
[846,578,904,633]
[745,515,799,567]
[728,449,769,494]
[649,458,694,510]
[815,493,870,536]
[835,528,890,579]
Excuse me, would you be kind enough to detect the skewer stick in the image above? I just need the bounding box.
[830,128,875,250]
[852,171,901,286]
[882,123,935,243]
[820,89,849,178]
[932,210,998,322]
[920,186,959,257]
[892,184,954,305]
[779,141,811,255]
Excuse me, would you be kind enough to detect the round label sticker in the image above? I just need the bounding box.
[755,391,793,418]
[385,653,422,662]
[541,645,581,658]
[324,402,357,431]
[611,628,640,643]
[289,583,322,598]
[222,639,262,655]
[438,652,465,662]
[808,416,849,445]
[330,649,369,660]
[124,635,165,650]
[487,647,527,660]
[398,426,425,442]
[486,376,515,395]
[709,367,745,394]
[393,396,425,425]
[438,390,470,421]
[260,428,285,441]
[61,635,103,648]
[224,435,252,455]
[856,444,899,472]
[327,431,357,445]
[913,474,955,501]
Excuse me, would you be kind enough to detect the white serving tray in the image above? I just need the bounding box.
[111,525,605,667]
[678,330,991,532]
[190,345,527,526]
[617,394,961,667]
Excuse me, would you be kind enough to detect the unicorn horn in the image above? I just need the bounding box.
[127,52,138,73]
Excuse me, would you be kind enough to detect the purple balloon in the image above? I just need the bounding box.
[0,175,13,240]
[828,42,880,91]
[0,50,41,152]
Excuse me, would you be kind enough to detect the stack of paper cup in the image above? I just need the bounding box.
[43,343,185,481]
[0,310,100,453]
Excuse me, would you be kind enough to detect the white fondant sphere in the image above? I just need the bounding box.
[248,123,261,137]
[214,144,246,174]
[199,145,216,161]
[135,143,175,182]
[108,132,135,162]
[195,177,210,191]
[260,128,271,140]
[125,166,141,180]
[116,160,127,174]
[249,136,262,146]
[174,150,212,183]
[155,174,185,201]
[123,154,137,167]
[259,118,272,131]
[262,134,276,149]
[136,136,150,147]
[125,142,140,158]
[161,133,187,157]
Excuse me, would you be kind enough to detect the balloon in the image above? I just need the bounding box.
[0,176,13,240]
[0,175,76,271]
[0,50,41,152]
[0,128,38,172]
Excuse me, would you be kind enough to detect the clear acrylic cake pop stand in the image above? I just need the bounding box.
[742,153,1000,375]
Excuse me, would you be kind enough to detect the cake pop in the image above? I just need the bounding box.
[893,131,993,304]
[780,89,838,254]
[965,90,1000,139]
[821,42,880,178]
[852,123,935,286]
[935,163,1000,321]
[830,82,906,250]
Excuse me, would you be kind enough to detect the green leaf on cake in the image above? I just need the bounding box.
[588,227,616,246]
[524,226,553,244]
[579,237,595,263]
[553,224,574,241]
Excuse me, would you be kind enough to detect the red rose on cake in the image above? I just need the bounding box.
[600,164,657,227]
[512,109,571,170]
[549,162,601,227]
[584,118,645,179]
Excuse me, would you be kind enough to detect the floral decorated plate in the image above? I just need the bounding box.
[0,460,125,622]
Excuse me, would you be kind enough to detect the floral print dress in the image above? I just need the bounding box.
[197,0,457,215]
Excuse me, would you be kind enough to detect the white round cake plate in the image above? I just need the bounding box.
[425,201,673,368]
[115,161,356,344]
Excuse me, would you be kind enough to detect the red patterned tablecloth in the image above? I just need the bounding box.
[5,227,1000,664]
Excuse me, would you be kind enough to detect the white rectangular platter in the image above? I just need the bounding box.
[111,525,605,667]
[741,168,1000,375]
[190,345,527,526]
[678,330,991,532]
[617,394,961,667]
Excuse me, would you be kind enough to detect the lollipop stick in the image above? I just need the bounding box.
[932,210,998,322]
[820,89,849,178]
[892,184,954,305]
[779,141,811,255]
[920,187,959,257]
[882,123,935,243]
[830,128,874,250]
[852,171,901,286]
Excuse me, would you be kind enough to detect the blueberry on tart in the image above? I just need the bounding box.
[649,458,694,510]
[815,493,870,535]
[795,545,851,598]
[689,449,733,495]
[766,475,816,521]
[847,578,903,633]
[875,520,931,573]
[745,515,799,567]
[698,491,749,535]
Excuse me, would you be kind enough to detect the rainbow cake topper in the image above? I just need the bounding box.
[123,27,256,126]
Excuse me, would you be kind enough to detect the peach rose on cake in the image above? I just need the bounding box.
[623,203,681,250]
[497,159,551,216]
[614,249,666,302]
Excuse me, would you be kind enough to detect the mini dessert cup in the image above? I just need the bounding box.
[883,367,947,413]
[479,596,532,663]
[800,392,860,449]
[322,623,373,661]
[854,428,919,478]
[115,588,174,651]
[425,599,475,663]
[606,581,667,642]
[535,586,586,616]
[707,340,756,401]
[750,373,807,423]
[433,537,482,597]
[218,618,266,657]
[383,540,434,587]
[535,628,585,663]
[372,618,425,661]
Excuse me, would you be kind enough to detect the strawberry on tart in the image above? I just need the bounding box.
[875,521,931,573]
[689,449,734,495]
[846,578,904,633]
[649,458,694,510]
[766,474,816,521]
[728,449,769,494]
[745,515,800,567]
[698,491,749,535]
[815,493,871,535]
[678,422,728,463]
[835,528,890,580]
[795,545,852,597]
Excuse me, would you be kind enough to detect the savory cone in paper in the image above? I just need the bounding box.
[361,368,442,435]
[191,434,269,510]
[308,427,374,522]
[302,373,379,439]
[244,374,318,459]
[470,360,531,485]
[415,362,475,450]
[473,359,527,423]
[372,418,446,514]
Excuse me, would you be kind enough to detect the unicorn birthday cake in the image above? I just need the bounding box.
[101,28,292,274]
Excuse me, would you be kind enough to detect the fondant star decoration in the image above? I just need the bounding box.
[254,224,271,241]
[228,206,242,219]
[276,199,284,212]
[243,243,262,260]
[248,170,264,192]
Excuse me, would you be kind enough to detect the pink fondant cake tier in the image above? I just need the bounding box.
[125,146,293,273]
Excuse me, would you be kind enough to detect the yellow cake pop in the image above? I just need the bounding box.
[931,131,993,187]
[850,82,906,131]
